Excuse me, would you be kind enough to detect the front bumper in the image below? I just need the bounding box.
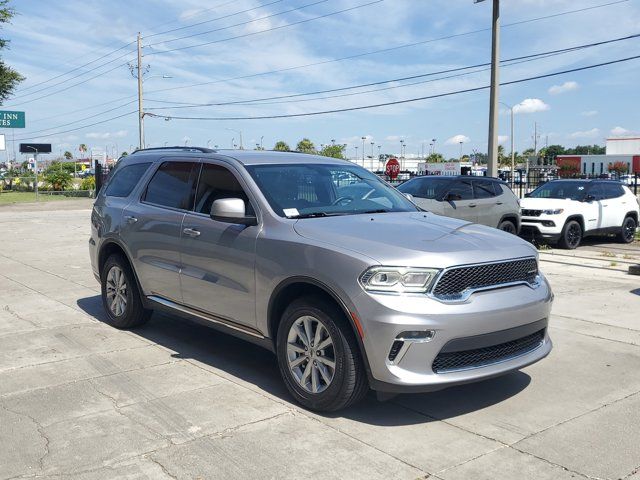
[354,276,554,393]
[520,215,566,242]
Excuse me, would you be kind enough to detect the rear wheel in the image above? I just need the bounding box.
[618,216,637,244]
[100,254,151,329]
[498,220,517,234]
[276,296,368,412]
[558,220,582,249]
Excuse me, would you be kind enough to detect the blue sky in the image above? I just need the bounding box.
[2,0,639,160]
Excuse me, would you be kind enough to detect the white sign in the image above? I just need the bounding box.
[0,134,5,151]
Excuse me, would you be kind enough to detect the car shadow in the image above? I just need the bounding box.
[77,295,530,426]
[631,288,640,296]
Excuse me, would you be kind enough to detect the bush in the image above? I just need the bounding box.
[81,175,95,190]
[44,170,73,191]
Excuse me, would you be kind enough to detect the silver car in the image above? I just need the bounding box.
[89,148,552,412]
[397,175,521,233]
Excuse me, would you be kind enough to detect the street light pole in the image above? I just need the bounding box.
[137,32,145,150]
[484,0,500,177]
[361,136,366,167]
[27,146,38,200]
[500,101,515,187]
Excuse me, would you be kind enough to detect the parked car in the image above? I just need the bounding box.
[396,175,521,233]
[620,175,637,186]
[520,179,639,249]
[90,147,553,411]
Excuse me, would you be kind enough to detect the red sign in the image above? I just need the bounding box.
[385,158,400,179]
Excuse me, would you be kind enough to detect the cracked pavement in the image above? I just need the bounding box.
[1,200,639,479]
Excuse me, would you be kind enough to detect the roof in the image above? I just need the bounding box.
[128,147,350,166]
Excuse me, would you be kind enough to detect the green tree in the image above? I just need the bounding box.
[273,141,290,152]
[540,144,565,161]
[566,144,605,155]
[63,151,73,160]
[79,144,88,157]
[426,153,445,162]
[295,138,316,154]
[121,151,128,157]
[319,144,346,159]
[0,1,24,104]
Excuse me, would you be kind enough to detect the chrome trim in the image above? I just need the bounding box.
[147,295,264,339]
[428,256,540,304]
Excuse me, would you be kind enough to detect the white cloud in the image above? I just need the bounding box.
[581,110,598,117]
[385,135,405,142]
[548,81,579,95]
[445,134,470,145]
[86,130,127,140]
[569,128,600,139]
[610,126,634,136]
[498,135,509,144]
[513,98,550,114]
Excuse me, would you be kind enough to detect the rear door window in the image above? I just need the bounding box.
[445,180,473,200]
[472,179,497,199]
[104,162,151,197]
[601,182,625,199]
[143,161,198,210]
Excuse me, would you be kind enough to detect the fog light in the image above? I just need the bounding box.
[388,340,404,361]
[541,220,556,227]
[396,330,435,342]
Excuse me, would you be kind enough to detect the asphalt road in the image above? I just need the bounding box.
[1,200,639,480]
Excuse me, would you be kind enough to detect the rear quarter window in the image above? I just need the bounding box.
[104,162,151,197]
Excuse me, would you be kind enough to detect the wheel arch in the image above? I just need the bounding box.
[564,214,585,231]
[624,211,638,223]
[267,276,373,380]
[98,240,150,308]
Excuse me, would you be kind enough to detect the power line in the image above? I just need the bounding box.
[144,33,639,110]
[13,111,138,142]
[144,0,288,40]
[145,0,385,56]
[144,0,243,33]
[147,55,640,121]
[6,59,135,108]
[28,94,137,124]
[143,0,629,95]
[10,49,135,100]
[13,41,135,96]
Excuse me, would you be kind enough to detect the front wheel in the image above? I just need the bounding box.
[558,220,582,249]
[498,220,517,234]
[618,216,637,244]
[276,296,368,412]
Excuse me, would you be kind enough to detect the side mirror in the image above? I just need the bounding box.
[211,198,257,226]
[524,192,531,198]
[443,192,461,202]
[583,194,595,202]
[403,193,414,202]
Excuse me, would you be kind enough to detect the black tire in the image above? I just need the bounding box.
[276,295,368,412]
[618,216,637,244]
[100,253,151,329]
[498,220,517,234]
[558,220,582,249]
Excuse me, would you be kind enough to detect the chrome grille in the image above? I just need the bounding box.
[431,258,538,300]
[432,329,545,373]
[521,209,542,217]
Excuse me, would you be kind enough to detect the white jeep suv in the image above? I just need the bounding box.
[520,179,639,249]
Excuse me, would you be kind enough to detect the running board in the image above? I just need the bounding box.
[147,295,265,339]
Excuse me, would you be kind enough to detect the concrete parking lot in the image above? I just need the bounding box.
[1,199,639,480]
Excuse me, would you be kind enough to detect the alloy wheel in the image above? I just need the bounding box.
[286,315,336,394]
[567,223,581,248]
[105,266,127,317]
[623,218,636,242]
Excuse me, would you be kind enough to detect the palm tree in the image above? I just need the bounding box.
[296,138,316,154]
[274,141,290,152]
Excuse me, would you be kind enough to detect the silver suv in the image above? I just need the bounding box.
[90,147,553,412]
[397,175,521,233]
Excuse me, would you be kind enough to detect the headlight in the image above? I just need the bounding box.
[542,208,564,215]
[360,266,440,293]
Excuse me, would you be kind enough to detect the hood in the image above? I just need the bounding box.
[520,197,579,209]
[293,212,537,268]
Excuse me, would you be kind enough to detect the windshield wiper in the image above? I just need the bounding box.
[289,212,350,219]
[362,209,389,214]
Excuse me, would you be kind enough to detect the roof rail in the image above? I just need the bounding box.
[132,146,216,154]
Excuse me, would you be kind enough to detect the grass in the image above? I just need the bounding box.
[610,261,618,267]
[0,191,78,205]
[600,251,616,258]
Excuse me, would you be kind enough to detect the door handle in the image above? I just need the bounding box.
[495,202,503,205]
[183,227,201,237]
[468,204,477,208]
[124,215,137,224]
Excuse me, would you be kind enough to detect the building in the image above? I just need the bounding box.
[556,136,640,176]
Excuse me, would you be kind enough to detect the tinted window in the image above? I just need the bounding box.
[143,161,197,210]
[529,181,589,201]
[397,177,452,200]
[473,179,496,199]
[446,180,473,201]
[586,184,605,200]
[104,162,151,197]
[194,164,254,215]
[601,182,624,199]
[246,163,416,217]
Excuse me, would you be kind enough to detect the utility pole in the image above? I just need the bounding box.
[486,0,500,178]
[137,32,145,150]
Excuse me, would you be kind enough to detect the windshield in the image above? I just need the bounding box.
[528,181,590,200]
[246,163,418,218]
[397,177,452,200]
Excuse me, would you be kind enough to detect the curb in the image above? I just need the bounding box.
[629,264,640,276]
